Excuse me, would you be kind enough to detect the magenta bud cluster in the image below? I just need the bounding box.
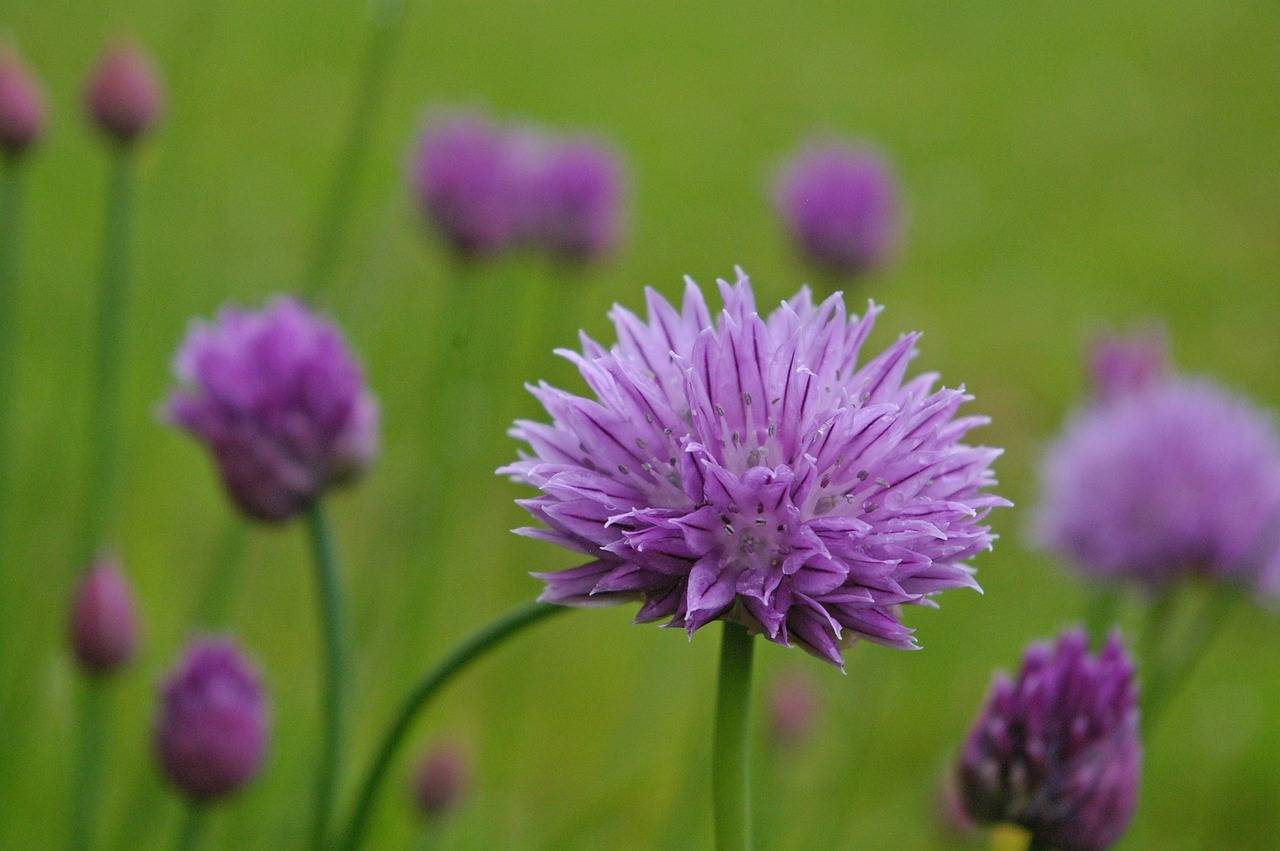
[84,41,163,143]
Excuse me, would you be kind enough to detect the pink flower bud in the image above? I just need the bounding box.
[412,741,468,820]
[84,41,163,143]
[0,47,46,157]
[69,556,139,675]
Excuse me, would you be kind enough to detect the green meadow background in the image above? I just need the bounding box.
[2,0,1279,848]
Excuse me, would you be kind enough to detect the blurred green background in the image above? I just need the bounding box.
[2,0,1279,848]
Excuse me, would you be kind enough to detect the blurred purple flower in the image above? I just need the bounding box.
[411,112,526,258]
[501,270,1007,667]
[956,629,1140,851]
[69,555,138,675]
[166,297,379,523]
[84,40,163,143]
[1037,373,1280,595]
[774,143,900,278]
[0,47,46,157]
[524,137,624,263]
[155,637,268,801]
[1088,328,1168,404]
[767,671,819,748]
[411,740,469,820]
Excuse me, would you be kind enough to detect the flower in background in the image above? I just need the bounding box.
[411,111,527,258]
[155,637,269,801]
[84,40,163,143]
[501,270,1006,667]
[69,555,138,675]
[1036,345,1280,595]
[1088,327,1168,404]
[955,629,1140,851]
[767,671,819,748]
[523,137,624,264]
[165,297,379,523]
[0,46,46,157]
[411,740,469,821]
[774,142,900,279]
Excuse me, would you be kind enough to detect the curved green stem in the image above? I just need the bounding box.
[302,0,408,300]
[335,601,566,851]
[173,803,206,851]
[68,679,105,851]
[305,502,347,850]
[712,621,754,851]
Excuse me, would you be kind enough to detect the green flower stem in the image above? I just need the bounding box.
[68,679,105,851]
[1082,585,1120,649]
[302,0,409,300]
[173,803,206,851]
[712,621,755,851]
[336,601,567,851]
[1141,585,1238,735]
[305,502,348,850]
[77,148,135,567]
[0,159,23,556]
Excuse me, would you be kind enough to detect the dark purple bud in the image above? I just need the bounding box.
[1089,327,1168,403]
[774,142,900,278]
[524,137,624,264]
[84,41,163,143]
[956,629,1141,851]
[69,555,139,675]
[155,637,268,802]
[411,111,525,259]
[165,297,379,524]
[0,47,46,157]
[767,672,818,748]
[411,740,468,820]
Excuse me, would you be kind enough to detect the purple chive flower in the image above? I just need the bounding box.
[69,555,138,675]
[774,143,900,278]
[166,298,379,524]
[525,138,624,263]
[502,270,1007,667]
[84,41,163,143]
[956,629,1140,851]
[155,637,268,801]
[767,671,819,748]
[1037,373,1280,596]
[0,47,46,157]
[411,112,526,258]
[411,741,469,820]
[1088,328,1168,404]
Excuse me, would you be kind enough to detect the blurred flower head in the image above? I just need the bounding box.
[0,46,46,157]
[523,136,624,264]
[166,297,379,523]
[411,740,469,820]
[84,40,163,143]
[411,111,526,258]
[1036,370,1280,595]
[502,270,1007,667]
[956,629,1140,851]
[1088,327,1168,404]
[767,671,819,748]
[155,637,268,802]
[774,142,900,278]
[69,555,138,675]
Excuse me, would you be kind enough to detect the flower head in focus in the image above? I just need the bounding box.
[155,637,269,801]
[956,629,1140,851]
[502,270,1006,667]
[0,46,46,157]
[166,297,379,523]
[774,142,900,278]
[84,40,163,143]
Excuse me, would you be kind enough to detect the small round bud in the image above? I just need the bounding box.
[84,41,163,143]
[411,741,468,820]
[523,137,624,264]
[69,556,139,675]
[767,672,818,749]
[1089,327,1168,404]
[0,47,46,157]
[155,637,268,802]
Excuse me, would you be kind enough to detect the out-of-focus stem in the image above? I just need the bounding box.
[0,160,23,554]
[305,501,347,851]
[68,679,105,851]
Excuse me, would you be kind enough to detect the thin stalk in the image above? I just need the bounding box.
[1082,585,1120,650]
[305,502,347,850]
[173,803,206,851]
[0,160,22,551]
[77,149,135,566]
[68,679,105,851]
[302,0,409,300]
[190,521,248,627]
[712,621,755,851]
[1141,586,1237,735]
[336,601,566,851]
